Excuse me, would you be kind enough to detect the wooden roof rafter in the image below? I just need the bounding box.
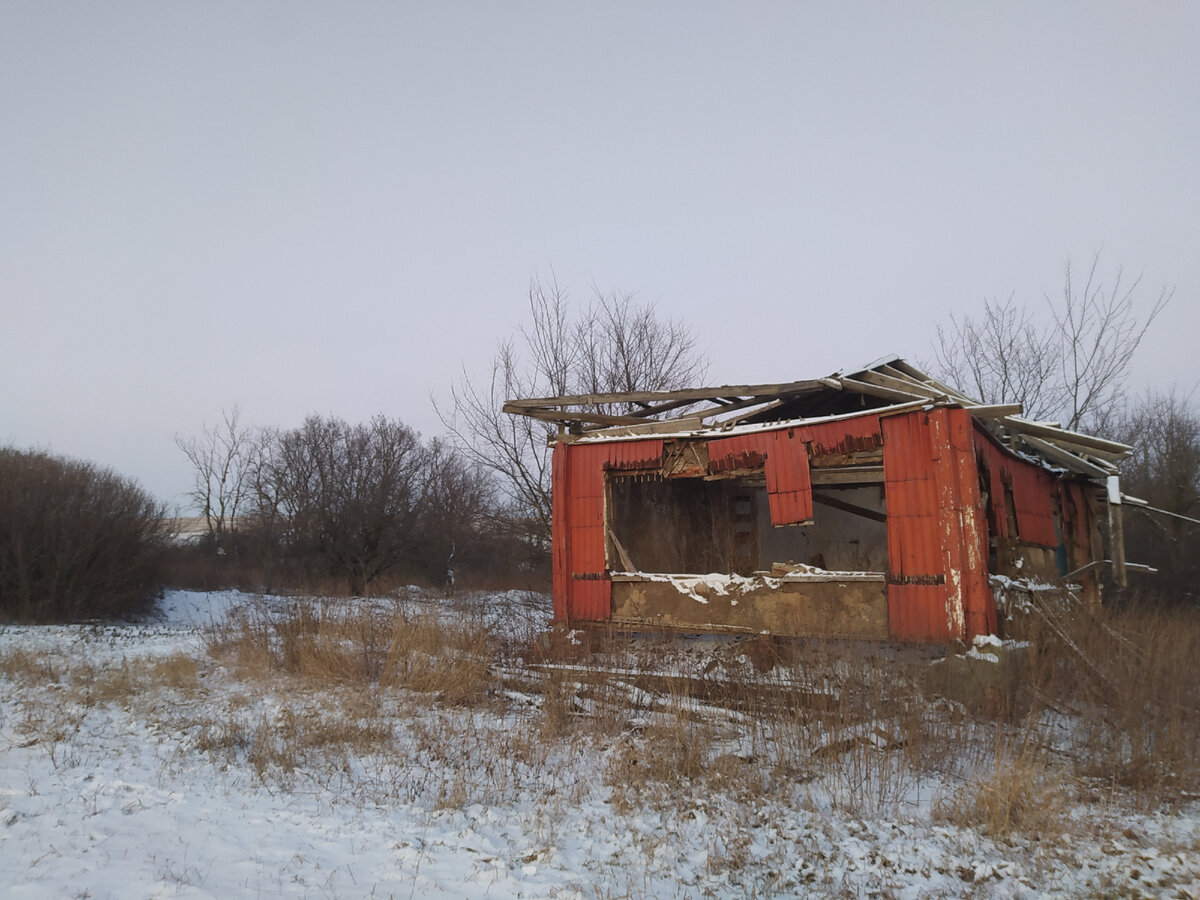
[503,356,1132,474]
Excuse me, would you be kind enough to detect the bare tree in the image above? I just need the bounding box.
[175,406,255,548]
[416,438,495,591]
[934,294,1064,422]
[1054,255,1171,432]
[933,253,1172,431]
[1114,388,1200,604]
[438,275,709,541]
[254,415,427,595]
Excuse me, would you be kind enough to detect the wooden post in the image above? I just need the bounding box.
[1107,475,1127,588]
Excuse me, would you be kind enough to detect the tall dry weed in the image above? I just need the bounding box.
[205,597,495,704]
[933,732,1075,839]
[1023,597,1200,805]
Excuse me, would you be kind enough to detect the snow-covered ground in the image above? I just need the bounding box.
[1,590,1197,899]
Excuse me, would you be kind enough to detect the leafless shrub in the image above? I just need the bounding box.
[0,447,168,622]
[1018,595,1200,806]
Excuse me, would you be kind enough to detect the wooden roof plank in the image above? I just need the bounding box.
[503,378,834,410]
[999,416,1132,458]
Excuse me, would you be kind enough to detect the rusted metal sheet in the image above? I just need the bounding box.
[765,430,813,525]
[1009,464,1058,548]
[972,427,1059,548]
[604,439,664,472]
[800,415,884,457]
[882,409,993,642]
[568,442,607,574]
[554,440,662,623]
[938,410,994,640]
[882,411,947,641]
[706,434,767,472]
[571,578,612,621]
[551,445,570,623]
[563,443,610,621]
[706,430,813,524]
[973,432,1013,540]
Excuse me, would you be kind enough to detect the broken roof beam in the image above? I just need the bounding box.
[696,394,797,421]
[812,491,887,523]
[835,376,930,403]
[999,416,1132,459]
[503,378,834,412]
[965,403,1024,419]
[511,407,650,428]
[1016,434,1114,479]
[851,369,948,401]
[884,360,980,404]
[713,399,788,427]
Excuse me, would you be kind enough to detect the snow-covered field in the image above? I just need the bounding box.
[1,589,1197,899]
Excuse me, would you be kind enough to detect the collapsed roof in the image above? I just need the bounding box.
[502,356,1131,481]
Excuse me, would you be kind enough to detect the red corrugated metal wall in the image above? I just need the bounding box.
[552,411,1005,642]
[972,429,1061,549]
[552,439,664,623]
[551,446,569,622]
[938,410,995,640]
[801,415,884,456]
[882,408,993,642]
[707,434,767,472]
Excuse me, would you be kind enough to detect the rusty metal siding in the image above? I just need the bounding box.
[1010,465,1058,548]
[940,410,995,640]
[554,439,664,624]
[882,409,993,643]
[972,427,1060,549]
[551,444,570,623]
[801,415,884,456]
[605,439,664,471]
[707,430,813,524]
[883,411,948,641]
[706,434,767,472]
[765,430,813,525]
[567,444,603,579]
[974,434,1013,541]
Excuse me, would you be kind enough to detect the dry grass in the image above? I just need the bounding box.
[188,696,396,781]
[2,588,1195,845]
[0,647,60,683]
[933,733,1076,839]
[205,597,495,705]
[1017,596,1200,807]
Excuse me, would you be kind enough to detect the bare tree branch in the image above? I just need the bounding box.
[436,274,709,543]
[933,253,1172,432]
[174,405,255,546]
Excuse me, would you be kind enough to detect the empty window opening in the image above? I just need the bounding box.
[607,474,887,576]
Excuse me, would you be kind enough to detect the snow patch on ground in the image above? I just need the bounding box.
[0,590,1197,899]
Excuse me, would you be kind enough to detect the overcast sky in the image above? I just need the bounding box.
[2,2,1197,507]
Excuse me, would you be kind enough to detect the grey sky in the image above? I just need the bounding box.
[2,2,1196,507]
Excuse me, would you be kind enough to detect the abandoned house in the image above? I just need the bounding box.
[504,357,1141,644]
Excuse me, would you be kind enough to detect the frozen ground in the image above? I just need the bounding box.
[1,590,1197,899]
